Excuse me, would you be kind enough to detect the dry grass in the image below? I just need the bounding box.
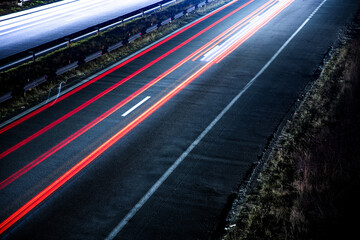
[223,26,360,240]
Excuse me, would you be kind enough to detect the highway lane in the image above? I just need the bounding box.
[0,0,359,238]
[0,0,163,59]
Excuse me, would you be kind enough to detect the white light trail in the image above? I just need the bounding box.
[104,0,328,239]
[0,0,162,36]
[201,0,292,62]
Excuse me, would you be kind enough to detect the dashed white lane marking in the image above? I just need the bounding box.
[121,96,151,117]
[105,0,328,239]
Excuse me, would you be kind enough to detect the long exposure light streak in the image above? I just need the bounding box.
[0,0,256,191]
[0,0,251,160]
[0,0,294,235]
[0,0,242,136]
[215,0,294,63]
[0,1,109,35]
[191,0,278,61]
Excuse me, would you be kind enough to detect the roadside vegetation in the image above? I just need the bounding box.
[0,0,231,120]
[0,0,63,16]
[222,15,360,240]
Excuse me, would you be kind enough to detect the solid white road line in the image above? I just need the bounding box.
[104,0,328,239]
[121,96,151,117]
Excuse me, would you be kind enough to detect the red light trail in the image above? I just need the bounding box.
[0,0,252,160]
[0,0,242,136]
[0,0,294,235]
[0,0,258,191]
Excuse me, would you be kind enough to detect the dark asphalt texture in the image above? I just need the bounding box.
[1,0,360,239]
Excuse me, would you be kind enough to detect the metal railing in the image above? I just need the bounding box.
[0,0,211,104]
[0,0,178,72]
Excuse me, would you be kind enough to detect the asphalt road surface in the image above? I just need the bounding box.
[0,0,163,59]
[1,0,359,239]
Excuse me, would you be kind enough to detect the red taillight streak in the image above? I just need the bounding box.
[0,0,294,233]
[0,58,214,235]
[0,50,196,190]
[0,0,256,189]
[192,0,277,61]
[0,0,255,160]
[0,0,242,136]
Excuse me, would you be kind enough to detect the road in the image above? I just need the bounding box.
[0,0,359,239]
[0,0,164,59]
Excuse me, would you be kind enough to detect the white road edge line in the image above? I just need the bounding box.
[121,96,151,117]
[105,0,327,239]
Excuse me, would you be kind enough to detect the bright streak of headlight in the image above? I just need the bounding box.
[0,0,162,35]
[0,0,296,236]
[201,0,293,62]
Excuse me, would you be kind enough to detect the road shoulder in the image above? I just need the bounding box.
[220,10,360,240]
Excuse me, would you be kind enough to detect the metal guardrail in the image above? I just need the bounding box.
[0,0,211,104]
[174,12,184,19]
[85,51,103,63]
[198,2,206,8]
[161,17,172,26]
[24,75,47,91]
[0,0,178,72]
[186,6,196,13]
[0,92,12,104]
[108,41,124,52]
[146,25,159,34]
[128,32,142,43]
[56,61,79,76]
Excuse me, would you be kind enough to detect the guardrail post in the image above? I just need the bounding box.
[29,51,36,63]
[65,38,71,48]
[119,18,124,26]
[2,0,203,72]
[95,27,100,36]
